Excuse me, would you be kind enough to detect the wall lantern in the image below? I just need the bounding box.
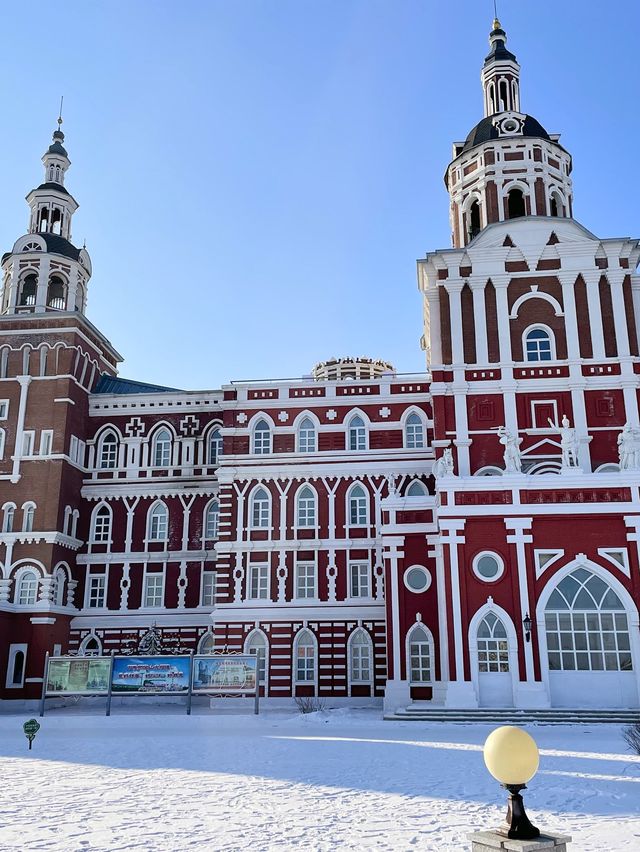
[483,726,540,840]
[523,612,532,643]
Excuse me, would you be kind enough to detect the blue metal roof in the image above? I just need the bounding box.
[93,375,183,395]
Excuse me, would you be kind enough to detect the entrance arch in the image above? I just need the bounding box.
[469,603,518,707]
[537,560,640,708]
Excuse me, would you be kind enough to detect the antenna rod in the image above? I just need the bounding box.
[58,95,64,127]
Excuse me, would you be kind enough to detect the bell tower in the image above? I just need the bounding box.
[0,119,92,315]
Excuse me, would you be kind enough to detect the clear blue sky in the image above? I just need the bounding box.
[1,1,638,389]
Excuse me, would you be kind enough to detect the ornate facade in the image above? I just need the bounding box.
[1,21,639,711]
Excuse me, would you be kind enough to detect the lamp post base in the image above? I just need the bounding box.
[468,830,572,851]
[497,784,539,840]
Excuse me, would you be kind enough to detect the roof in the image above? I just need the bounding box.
[47,141,68,157]
[484,31,517,65]
[93,375,183,395]
[1,232,84,266]
[462,114,551,153]
[34,181,72,198]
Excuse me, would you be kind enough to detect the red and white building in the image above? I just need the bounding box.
[1,20,639,711]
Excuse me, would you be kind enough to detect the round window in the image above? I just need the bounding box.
[502,118,519,133]
[473,552,504,582]
[404,565,432,593]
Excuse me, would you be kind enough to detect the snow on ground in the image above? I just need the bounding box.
[0,706,639,851]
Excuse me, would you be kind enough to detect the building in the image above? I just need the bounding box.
[1,20,639,711]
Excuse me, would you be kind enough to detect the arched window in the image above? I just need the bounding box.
[47,275,66,310]
[198,632,215,654]
[349,628,373,684]
[348,415,367,451]
[53,567,66,606]
[79,634,102,656]
[16,570,38,606]
[148,501,168,541]
[99,432,118,469]
[524,326,554,362]
[408,625,433,684]
[294,629,316,684]
[22,502,36,532]
[208,428,223,464]
[406,479,428,497]
[152,428,172,467]
[11,651,25,685]
[19,274,37,307]
[250,487,271,528]
[347,483,368,526]
[39,208,49,232]
[2,503,15,532]
[545,567,632,672]
[404,412,425,449]
[298,417,316,453]
[50,209,62,236]
[296,485,316,528]
[91,504,112,543]
[204,500,219,539]
[75,282,85,312]
[507,188,526,219]
[477,613,510,673]
[550,191,564,218]
[253,419,271,454]
[245,630,268,686]
[0,428,5,460]
[469,199,481,240]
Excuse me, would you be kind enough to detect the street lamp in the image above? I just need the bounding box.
[523,612,532,643]
[483,726,540,840]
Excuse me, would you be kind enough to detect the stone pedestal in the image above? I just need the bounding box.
[468,831,571,852]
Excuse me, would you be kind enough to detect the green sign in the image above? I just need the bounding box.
[23,718,40,750]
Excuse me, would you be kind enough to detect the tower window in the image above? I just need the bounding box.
[19,274,37,307]
[499,79,509,111]
[51,208,62,236]
[507,188,526,219]
[469,201,481,240]
[47,276,66,310]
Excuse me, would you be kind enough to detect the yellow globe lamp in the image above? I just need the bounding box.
[483,726,541,840]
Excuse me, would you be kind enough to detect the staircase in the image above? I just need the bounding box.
[384,705,640,724]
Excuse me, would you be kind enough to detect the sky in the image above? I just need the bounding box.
[0,1,638,390]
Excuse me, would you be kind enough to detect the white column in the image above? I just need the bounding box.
[504,518,550,708]
[427,536,449,702]
[446,282,464,365]
[494,280,512,363]
[35,257,51,312]
[608,271,631,358]
[584,272,605,360]
[471,281,488,363]
[560,274,581,360]
[382,537,410,713]
[426,284,442,365]
[11,375,32,483]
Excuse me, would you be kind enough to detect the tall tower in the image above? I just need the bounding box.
[446,19,573,248]
[0,120,92,316]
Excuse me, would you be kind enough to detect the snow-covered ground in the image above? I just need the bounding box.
[0,707,638,851]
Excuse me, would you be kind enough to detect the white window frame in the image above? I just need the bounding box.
[403,564,432,593]
[295,485,317,529]
[407,624,434,685]
[297,417,317,453]
[98,431,119,469]
[404,412,426,449]
[247,562,270,600]
[53,566,67,607]
[39,429,53,456]
[208,428,223,464]
[91,503,112,544]
[294,559,317,600]
[204,499,219,540]
[347,483,369,527]
[348,415,367,451]
[293,629,317,685]
[151,428,172,468]
[249,487,271,529]
[15,569,39,606]
[348,628,373,686]
[0,427,5,460]
[531,399,558,431]
[85,572,107,609]
[143,569,165,608]
[472,550,506,583]
[2,502,15,532]
[5,643,28,689]
[0,399,9,420]
[79,633,102,656]
[21,502,36,533]
[22,430,35,457]
[147,501,169,542]
[523,324,556,362]
[252,419,272,455]
[201,570,217,606]
[349,560,371,599]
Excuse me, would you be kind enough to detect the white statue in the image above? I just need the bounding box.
[386,473,399,497]
[433,447,455,479]
[497,425,522,473]
[618,423,640,470]
[549,414,579,469]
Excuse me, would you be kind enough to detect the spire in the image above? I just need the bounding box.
[25,116,78,240]
[481,19,521,116]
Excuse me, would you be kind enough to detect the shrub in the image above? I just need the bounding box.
[295,696,326,714]
[622,721,640,755]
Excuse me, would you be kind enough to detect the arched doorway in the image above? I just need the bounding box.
[475,612,513,707]
[542,566,638,707]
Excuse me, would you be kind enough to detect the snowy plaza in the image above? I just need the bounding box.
[0,709,638,851]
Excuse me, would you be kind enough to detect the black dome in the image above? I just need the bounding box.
[462,114,551,153]
[39,233,81,261]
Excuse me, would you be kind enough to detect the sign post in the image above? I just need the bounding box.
[23,718,40,750]
[186,652,194,716]
[39,652,49,718]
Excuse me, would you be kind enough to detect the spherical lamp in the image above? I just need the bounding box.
[483,726,541,840]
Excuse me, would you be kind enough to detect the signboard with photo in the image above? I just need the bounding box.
[192,655,258,694]
[46,657,112,695]
[111,656,191,694]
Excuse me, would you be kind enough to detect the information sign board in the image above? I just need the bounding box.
[192,655,258,694]
[111,656,191,694]
[46,657,112,695]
